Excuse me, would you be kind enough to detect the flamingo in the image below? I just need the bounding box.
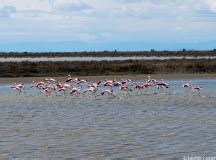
[103,79,117,88]
[142,82,152,89]
[83,87,97,94]
[11,86,21,94]
[42,87,53,96]
[156,80,170,93]
[120,85,132,91]
[31,81,46,88]
[11,83,24,94]
[133,82,152,94]
[120,85,133,94]
[55,82,64,89]
[45,77,56,83]
[121,79,132,85]
[101,89,113,95]
[88,81,101,88]
[113,81,122,87]
[31,81,47,94]
[134,84,143,89]
[66,75,78,83]
[146,75,157,84]
[14,83,25,93]
[63,83,71,89]
[100,89,116,98]
[156,82,169,89]
[77,79,87,85]
[191,86,203,96]
[192,86,202,91]
[104,79,114,84]
[70,87,81,95]
[104,81,113,87]
[66,75,73,82]
[57,87,68,96]
[58,87,67,92]
[83,87,98,97]
[182,81,191,89]
[55,82,70,89]
[192,86,202,93]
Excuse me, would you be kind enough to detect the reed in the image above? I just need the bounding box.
[0,59,216,77]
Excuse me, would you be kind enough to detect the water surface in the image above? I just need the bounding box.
[1,56,216,62]
[0,79,216,159]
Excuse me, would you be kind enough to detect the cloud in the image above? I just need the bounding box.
[118,0,143,3]
[0,5,16,18]
[78,33,98,42]
[206,0,216,12]
[0,0,216,51]
[53,0,92,12]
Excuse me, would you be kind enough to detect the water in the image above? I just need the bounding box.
[0,56,216,62]
[0,79,216,159]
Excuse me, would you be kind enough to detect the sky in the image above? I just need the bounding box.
[0,0,216,52]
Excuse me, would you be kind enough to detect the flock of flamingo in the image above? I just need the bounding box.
[10,75,203,97]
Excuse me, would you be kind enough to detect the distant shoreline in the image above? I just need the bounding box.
[1,73,216,84]
[0,50,216,58]
[1,59,216,77]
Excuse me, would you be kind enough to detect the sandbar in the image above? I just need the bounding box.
[0,73,216,84]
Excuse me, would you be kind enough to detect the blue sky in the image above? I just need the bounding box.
[0,0,216,52]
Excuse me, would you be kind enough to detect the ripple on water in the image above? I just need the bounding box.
[0,80,216,158]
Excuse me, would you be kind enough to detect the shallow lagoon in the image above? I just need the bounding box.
[0,56,216,62]
[0,79,216,159]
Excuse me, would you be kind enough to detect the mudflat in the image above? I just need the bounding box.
[1,73,216,84]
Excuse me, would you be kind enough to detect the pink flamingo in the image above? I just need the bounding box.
[66,75,78,83]
[45,77,56,83]
[182,81,192,94]
[191,86,204,97]
[142,82,152,89]
[70,87,81,95]
[104,81,113,87]
[104,79,114,84]
[120,85,133,94]
[58,87,67,92]
[31,81,47,88]
[147,75,157,84]
[120,85,132,91]
[104,80,116,90]
[182,81,191,89]
[100,89,116,98]
[42,87,53,96]
[192,86,202,91]
[83,87,98,97]
[83,87,97,94]
[113,81,122,87]
[101,89,114,95]
[31,81,47,94]
[88,81,101,88]
[134,82,151,94]
[192,86,202,93]
[77,79,87,85]
[11,83,24,94]
[55,82,70,89]
[121,79,132,84]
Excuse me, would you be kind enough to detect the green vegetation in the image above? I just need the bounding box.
[0,59,216,77]
[0,50,216,57]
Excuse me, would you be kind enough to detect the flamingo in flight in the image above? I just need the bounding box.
[11,83,25,94]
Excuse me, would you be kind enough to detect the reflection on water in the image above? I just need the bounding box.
[0,80,216,159]
[0,56,216,62]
